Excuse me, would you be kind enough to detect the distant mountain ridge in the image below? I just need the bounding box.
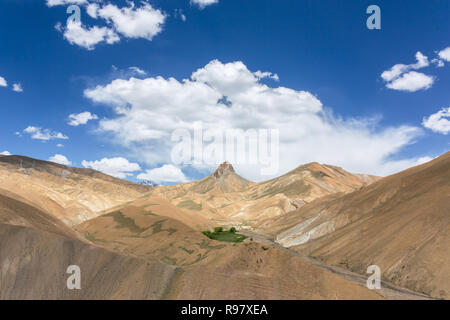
[0,155,150,226]
[146,161,379,228]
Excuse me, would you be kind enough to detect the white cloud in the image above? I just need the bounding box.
[57,144,64,148]
[0,78,23,92]
[431,58,445,67]
[191,0,219,9]
[84,59,425,180]
[381,52,436,91]
[0,151,11,156]
[438,47,450,62]
[86,3,99,18]
[0,76,7,87]
[67,111,99,126]
[51,2,166,49]
[386,71,434,92]
[254,70,279,81]
[60,20,120,50]
[174,9,186,22]
[81,157,141,178]
[46,0,87,7]
[413,51,430,68]
[416,156,434,164]
[137,164,188,183]
[422,107,450,135]
[381,51,429,82]
[12,83,23,92]
[96,3,166,40]
[23,126,69,141]
[129,66,147,75]
[49,154,72,166]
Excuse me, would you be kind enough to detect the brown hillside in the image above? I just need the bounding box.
[0,155,150,226]
[270,152,450,299]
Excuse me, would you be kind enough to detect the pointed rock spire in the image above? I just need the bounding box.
[213,161,235,179]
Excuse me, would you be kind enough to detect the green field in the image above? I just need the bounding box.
[202,227,248,243]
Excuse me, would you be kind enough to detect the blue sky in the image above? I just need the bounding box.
[0,0,449,183]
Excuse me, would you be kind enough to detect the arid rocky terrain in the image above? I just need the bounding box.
[0,152,448,300]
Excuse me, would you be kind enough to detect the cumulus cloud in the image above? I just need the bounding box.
[137,164,188,183]
[86,2,99,18]
[23,126,68,141]
[52,2,166,49]
[438,47,450,62]
[422,107,450,135]
[12,83,23,92]
[95,3,166,40]
[381,52,435,92]
[0,151,11,156]
[381,52,429,82]
[67,111,99,126]
[386,71,434,92]
[81,157,141,178]
[84,59,425,180]
[49,154,72,166]
[46,0,87,7]
[191,0,219,9]
[59,20,120,50]
[0,76,7,87]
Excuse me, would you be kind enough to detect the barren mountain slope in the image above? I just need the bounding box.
[0,222,383,300]
[247,162,379,202]
[74,204,383,299]
[0,192,382,300]
[119,194,215,229]
[0,155,150,226]
[269,152,450,299]
[149,161,379,228]
[166,241,382,300]
[0,223,178,299]
[75,203,227,266]
[0,187,81,240]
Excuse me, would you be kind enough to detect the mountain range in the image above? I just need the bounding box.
[0,151,448,299]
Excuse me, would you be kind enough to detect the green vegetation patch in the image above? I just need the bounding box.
[202,227,248,243]
[197,239,226,250]
[179,247,195,254]
[149,220,178,236]
[104,211,147,233]
[177,199,202,211]
[185,253,208,266]
[84,232,106,243]
[141,203,159,209]
[143,211,158,216]
[161,256,177,265]
[166,228,177,235]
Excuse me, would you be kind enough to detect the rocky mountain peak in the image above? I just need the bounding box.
[213,161,235,179]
